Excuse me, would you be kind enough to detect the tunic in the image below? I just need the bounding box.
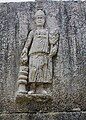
[28,29,52,83]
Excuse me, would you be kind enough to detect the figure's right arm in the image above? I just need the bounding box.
[24,31,33,50]
[20,31,33,65]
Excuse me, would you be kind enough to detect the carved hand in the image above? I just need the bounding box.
[22,47,28,54]
[49,45,57,58]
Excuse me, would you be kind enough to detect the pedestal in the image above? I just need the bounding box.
[15,94,52,113]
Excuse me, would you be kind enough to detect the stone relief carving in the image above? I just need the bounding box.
[17,10,59,95]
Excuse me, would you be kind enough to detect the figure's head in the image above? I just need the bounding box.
[35,10,45,27]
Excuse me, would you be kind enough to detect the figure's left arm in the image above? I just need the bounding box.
[49,31,60,57]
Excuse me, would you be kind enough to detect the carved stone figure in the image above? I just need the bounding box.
[17,10,59,95]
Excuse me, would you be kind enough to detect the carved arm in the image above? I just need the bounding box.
[20,31,33,65]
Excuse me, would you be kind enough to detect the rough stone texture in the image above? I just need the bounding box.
[0,112,86,120]
[0,0,86,119]
[15,94,53,113]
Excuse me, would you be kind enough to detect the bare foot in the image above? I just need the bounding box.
[28,90,35,94]
[41,90,48,95]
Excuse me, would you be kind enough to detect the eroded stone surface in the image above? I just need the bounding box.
[0,112,86,120]
[0,1,86,119]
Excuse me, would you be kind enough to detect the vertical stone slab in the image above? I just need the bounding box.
[0,1,86,117]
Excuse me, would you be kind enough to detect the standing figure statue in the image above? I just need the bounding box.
[17,10,59,95]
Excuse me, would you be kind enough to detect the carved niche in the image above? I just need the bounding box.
[17,10,59,97]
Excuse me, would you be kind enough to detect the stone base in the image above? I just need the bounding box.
[0,112,86,120]
[16,93,52,103]
[15,94,52,113]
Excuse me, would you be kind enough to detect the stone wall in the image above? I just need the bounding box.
[0,1,86,119]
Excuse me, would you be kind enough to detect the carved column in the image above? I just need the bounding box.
[17,66,28,94]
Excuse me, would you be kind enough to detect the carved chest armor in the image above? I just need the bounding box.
[29,29,49,55]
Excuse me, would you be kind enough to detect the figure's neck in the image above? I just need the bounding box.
[37,26,43,30]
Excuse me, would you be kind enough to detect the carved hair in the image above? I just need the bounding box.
[35,10,45,18]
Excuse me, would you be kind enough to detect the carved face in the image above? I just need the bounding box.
[35,15,45,26]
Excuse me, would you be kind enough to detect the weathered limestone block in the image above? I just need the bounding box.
[0,1,86,119]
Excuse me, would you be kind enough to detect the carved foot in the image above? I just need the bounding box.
[36,89,48,95]
[28,90,35,94]
[41,90,48,95]
[72,107,81,111]
[17,90,27,95]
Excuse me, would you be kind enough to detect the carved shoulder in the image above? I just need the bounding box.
[28,30,34,39]
[24,30,34,49]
